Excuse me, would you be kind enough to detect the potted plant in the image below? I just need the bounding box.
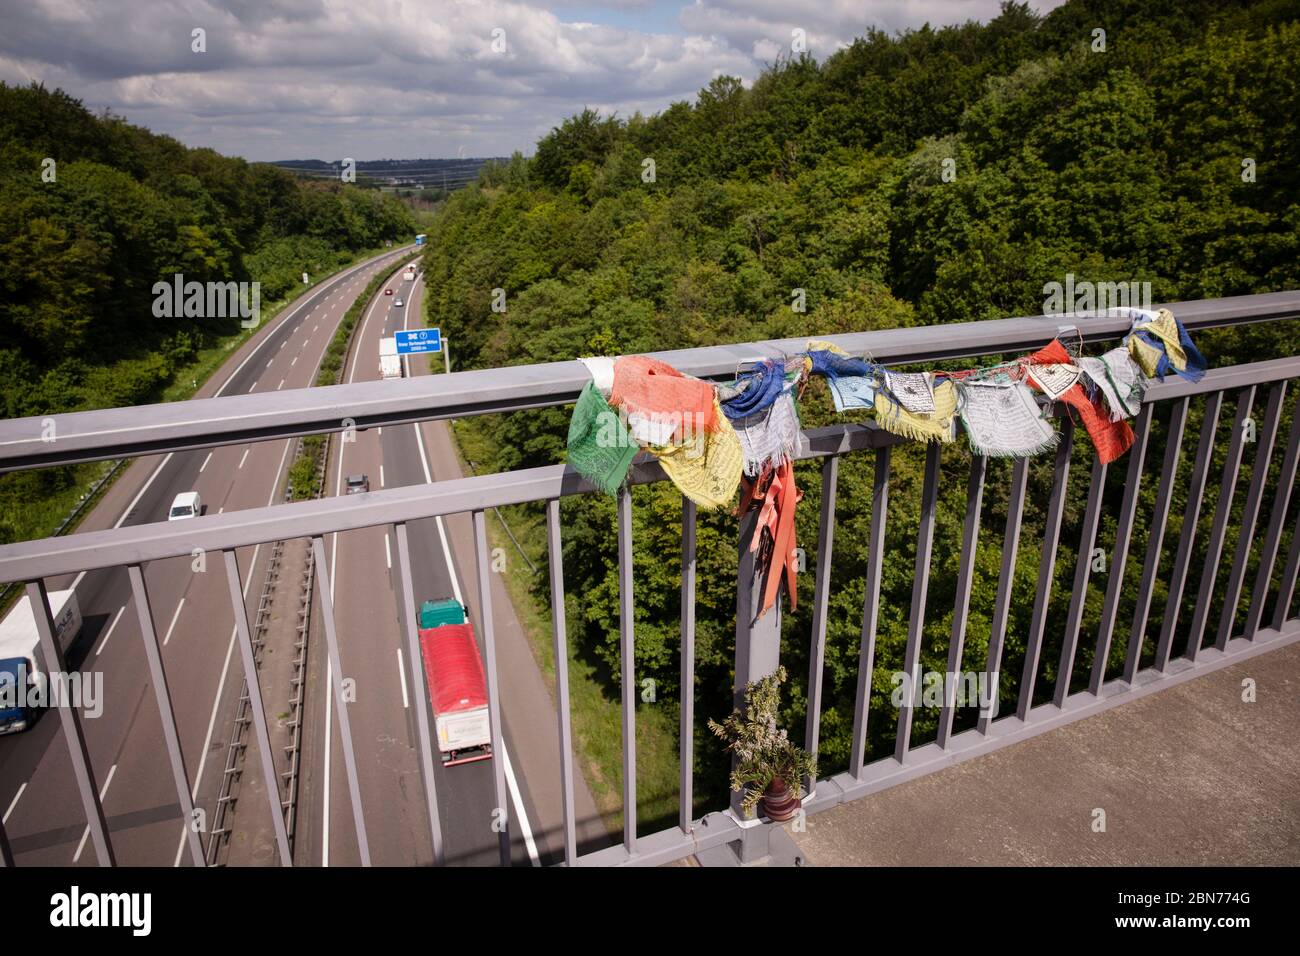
[708,666,817,822]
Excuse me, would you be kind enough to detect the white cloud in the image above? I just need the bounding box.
[0,0,1066,160]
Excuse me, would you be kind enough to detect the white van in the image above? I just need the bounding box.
[168,491,201,521]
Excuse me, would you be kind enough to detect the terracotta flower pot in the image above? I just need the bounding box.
[761,778,801,822]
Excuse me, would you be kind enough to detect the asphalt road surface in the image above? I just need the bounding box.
[294,266,609,867]
[0,247,413,865]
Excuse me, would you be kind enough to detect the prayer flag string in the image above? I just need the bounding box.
[563,306,1202,619]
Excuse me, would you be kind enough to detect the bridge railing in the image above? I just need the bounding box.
[1,289,1298,867]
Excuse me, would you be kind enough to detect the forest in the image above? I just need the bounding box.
[0,82,415,543]
[418,0,1300,824]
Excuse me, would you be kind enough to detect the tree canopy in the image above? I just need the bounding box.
[420,0,1300,817]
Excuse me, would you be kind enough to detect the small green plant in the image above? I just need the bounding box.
[708,666,817,818]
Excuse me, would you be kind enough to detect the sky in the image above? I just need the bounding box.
[0,0,1066,162]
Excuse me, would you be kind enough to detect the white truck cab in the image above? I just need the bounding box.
[168,491,201,520]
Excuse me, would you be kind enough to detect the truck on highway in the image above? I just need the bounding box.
[416,599,492,766]
[404,265,416,282]
[379,336,402,379]
[0,589,83,735]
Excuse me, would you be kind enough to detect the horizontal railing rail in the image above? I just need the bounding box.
[3,299,1300,869]
[2,360,1296,584]
[2,290,1297,472]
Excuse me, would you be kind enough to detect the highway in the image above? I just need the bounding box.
[294,266,609,866]
[0,247,413,865]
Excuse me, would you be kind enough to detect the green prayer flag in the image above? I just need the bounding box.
[567,381,638,494]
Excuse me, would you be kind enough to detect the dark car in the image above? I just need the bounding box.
[345,474,369,494]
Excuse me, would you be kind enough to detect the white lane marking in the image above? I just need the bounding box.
[321,273,398,867]
[115,453,174,531]
[69,450,177,597]
[199,452,213,473]
[377,427,382,436]
[162,597,186,646]
[214,252,398,398]
[313,324,318,332]
[379,465,384,488]
[384,532,392,570]
[277,379,285,391]
[323,403,351,867]
[267,359,273,368]
[218,506,224,515]
[238,448,249,469]
[291,355,297,366]
[502,746,540,867]
[412,422,463,607]
[4,782,27,823]
[171,421,302,865]
[405,294,538,866]
[324,656,333,866]
[94,605,126,658]
[73,763,116,863]
[280,341,286,350]
[396,648,409,709]
[248,383,257,394]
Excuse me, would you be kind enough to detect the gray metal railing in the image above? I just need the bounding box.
[1,291,1299,867]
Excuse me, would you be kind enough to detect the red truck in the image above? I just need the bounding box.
[417,599,493,766]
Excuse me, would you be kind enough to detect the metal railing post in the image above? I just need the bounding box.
[26,580,115,866]
[727,482,785,862]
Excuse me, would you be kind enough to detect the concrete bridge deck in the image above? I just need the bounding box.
[785,642,1300,866]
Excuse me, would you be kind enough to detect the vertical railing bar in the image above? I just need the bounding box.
[24,580,114,865]
[1217,383,1286,646]
[393,522,444,865]
[678,496,696,836]
[0,815,12,867]
[1090,405,1152,694]
[1248,389,1300,637]
[978,457,1029,735]
[126,565,204,867]
[894,442,941,763]
[803,455,839,791]
[1054,455,1107,706]
[1186,388,1255,661]
[1017,417,1074,720]
[616,486,637,854]
[1125,397,1189,682]
[220,550,291,865]
[471,510,511,867]
[309,535,371,866]
[1271,510,1300,632]
[849,446,890,779]
[937,454,986,748]
[545,500,578,865]
[1154,391,1224,670]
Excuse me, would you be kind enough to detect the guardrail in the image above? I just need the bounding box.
[1,291,1298,867]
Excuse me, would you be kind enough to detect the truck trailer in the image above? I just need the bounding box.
[0,589,83,735]
[379,336,403,379]
[416,599,492,766]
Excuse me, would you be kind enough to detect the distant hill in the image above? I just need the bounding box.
[269,156,508,193]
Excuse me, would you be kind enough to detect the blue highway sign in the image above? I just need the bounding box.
[395,328,442,354]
